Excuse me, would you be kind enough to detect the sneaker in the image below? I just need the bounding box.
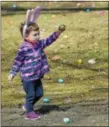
[22,104,26,112]
[24,111,40,120]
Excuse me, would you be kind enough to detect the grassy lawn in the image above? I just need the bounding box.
[1,8,108,107]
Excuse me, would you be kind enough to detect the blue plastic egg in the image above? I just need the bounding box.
[63,118,71,124]
[57,78,64,83]
[12,4,17,9]
[85,8,91,12]
[43,98,49,103]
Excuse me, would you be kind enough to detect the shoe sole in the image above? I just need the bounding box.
[24,116,41,120]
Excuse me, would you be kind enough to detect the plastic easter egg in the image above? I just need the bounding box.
[12,4,17,9]
[59,24,66,32]
[43,98,49,103]
[77,59,82,64]
[57,78,64,83]
[85,8,91,12]
[88,59,96,64]
[63,118,71,124]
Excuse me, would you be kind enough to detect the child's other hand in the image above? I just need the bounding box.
[58,24,66,32]
[8,74,14,81]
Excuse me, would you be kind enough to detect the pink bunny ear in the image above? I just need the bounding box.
[25,9,32,24]
[23,24,27,37]
[23,9,33,38]
[30,6,40,22]
[23,6,40,38]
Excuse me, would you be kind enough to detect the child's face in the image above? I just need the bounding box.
[25,30,40,43]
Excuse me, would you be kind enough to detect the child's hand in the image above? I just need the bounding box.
[58,24,66,32]
[8,74,14,81]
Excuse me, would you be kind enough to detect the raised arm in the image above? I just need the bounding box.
[40,24,66,49]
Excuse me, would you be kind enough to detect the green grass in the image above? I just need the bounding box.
[1,10,108,107]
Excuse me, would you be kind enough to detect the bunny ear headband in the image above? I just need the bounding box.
[23,6,40,38]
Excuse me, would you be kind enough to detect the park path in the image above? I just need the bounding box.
[1,99,108,126]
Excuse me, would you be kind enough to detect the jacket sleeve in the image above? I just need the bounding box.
[9,47,25,77]
[40,31,61,49]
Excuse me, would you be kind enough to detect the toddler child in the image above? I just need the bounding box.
[8,6,66,120]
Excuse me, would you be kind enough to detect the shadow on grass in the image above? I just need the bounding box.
[35,88,108,115]
[35,104,67,114]
[34,98,108,115]
[18,104,67,115]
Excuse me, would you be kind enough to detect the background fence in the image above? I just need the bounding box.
[1,1,108,16]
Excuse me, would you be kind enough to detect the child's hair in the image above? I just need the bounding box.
[20,22,39,37]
